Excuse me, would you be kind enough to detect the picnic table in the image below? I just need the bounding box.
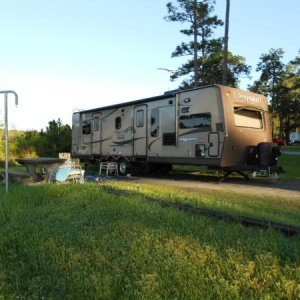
[16,157,67,182]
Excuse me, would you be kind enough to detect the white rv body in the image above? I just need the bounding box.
[72,85,279,174]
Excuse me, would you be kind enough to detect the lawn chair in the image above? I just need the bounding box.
[49,154,85,183]
[99,162,118,177]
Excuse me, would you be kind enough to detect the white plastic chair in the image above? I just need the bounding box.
[99,162,118,177]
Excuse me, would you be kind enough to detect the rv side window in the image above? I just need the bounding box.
[94,116,100,131]
[179,113,211,129]
[234,108,263,129]
[151,108,160,137]
[136,110,144,127]
[115,117,122,129]
[82,122,91,134]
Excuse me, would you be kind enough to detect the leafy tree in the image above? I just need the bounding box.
[15,130,40,158]
[250,48,285,137]
[280,54,300,140]
[0,129,26,163]
[165,0,250,88]
[0,119,71,164]
[38,119,71,157]
[250,48,300,141]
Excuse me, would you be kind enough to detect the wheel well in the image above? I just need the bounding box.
[117,156,130,163]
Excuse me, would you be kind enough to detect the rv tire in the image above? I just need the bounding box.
[118,159,129,176]
[258,142,277,167]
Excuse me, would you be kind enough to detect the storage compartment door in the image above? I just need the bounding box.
[208,132,219,157]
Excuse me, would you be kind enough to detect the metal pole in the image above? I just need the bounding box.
[0,90,18,193]
[4,93,8,193]
[222,0,230,85]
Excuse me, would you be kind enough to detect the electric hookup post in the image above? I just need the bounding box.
[0,91,18,193]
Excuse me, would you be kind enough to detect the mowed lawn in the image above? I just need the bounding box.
[0,183,300,299]
[279,152,300,181]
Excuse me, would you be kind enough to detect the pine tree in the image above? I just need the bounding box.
[165,0,250,88]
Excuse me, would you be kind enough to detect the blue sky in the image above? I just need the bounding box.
[0,0,299,130]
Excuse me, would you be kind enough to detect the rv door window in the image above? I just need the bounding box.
[179,113,211,129]
[136,110,144,127]
[234,108,263,129]
[151,108,160,137]
[82,122,91,134]
[115,117,122,129]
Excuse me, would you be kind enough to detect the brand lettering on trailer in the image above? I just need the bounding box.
[233,91,262,104]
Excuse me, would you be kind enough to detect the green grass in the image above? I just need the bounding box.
[279,153,300,181]
[284,145,300,151]
[0,183,300,299]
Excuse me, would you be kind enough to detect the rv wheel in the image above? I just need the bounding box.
[118,159,129,176]
[257,142,277,167]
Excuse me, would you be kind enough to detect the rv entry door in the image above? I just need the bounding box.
[208,132,219,157]
[133,105,147,157]
[92,113,101,155]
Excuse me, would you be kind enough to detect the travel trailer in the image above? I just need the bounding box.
[72,85,280,175]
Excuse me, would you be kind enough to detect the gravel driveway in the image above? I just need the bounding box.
[129,173,300,200]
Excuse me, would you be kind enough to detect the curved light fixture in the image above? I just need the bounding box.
[0,90,18,193]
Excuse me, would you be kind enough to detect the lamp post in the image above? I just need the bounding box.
[0,90,18,193]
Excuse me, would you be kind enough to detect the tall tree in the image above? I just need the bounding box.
[280,53,300,140]
[250,48,285,137]
[165,0,250,88]
[250,49,300,141]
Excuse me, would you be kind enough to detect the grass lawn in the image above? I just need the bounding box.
[278,153,300,181]
[0,183,300,299]
[284,145,300,151]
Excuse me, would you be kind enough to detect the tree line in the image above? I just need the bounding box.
[250,49,300,141]
[0,119,71,163]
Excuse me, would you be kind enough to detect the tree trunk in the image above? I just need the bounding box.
[193,0,198,86]
[222,0,230,85]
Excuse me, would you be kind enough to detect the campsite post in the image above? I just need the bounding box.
[0,90,18,193]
